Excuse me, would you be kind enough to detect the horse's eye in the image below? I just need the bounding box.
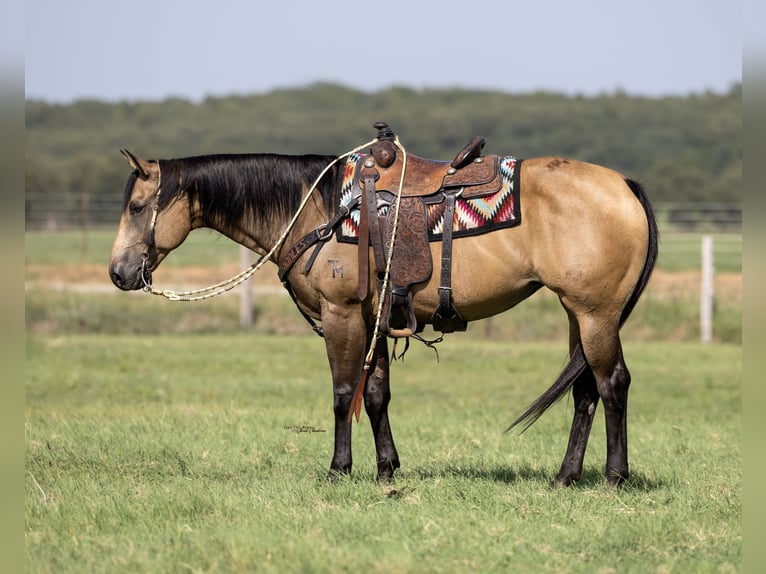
[129,202,145,216]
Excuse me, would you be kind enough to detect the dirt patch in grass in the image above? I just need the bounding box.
[26,262,284,293]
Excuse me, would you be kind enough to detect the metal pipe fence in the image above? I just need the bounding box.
[25,193,742,234]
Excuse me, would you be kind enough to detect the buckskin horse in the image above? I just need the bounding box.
[108,123,658,487]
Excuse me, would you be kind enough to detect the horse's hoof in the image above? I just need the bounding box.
[550,478,572,489]
[377,473,395,485]
[377,460,400,484]
[550,473,578,489]
[326,468,351,483]
[606,470,628,487]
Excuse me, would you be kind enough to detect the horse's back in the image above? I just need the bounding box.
[517,157,650,316]
[520,156,646,222]
[413,157,651,322]
[518,157,650,270]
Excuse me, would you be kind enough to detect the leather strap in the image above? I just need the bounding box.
[277,200,355,282]
[362,166,387,273]
[359,163,387,300]
[278,228,324,282]
[432,191,467,333]
[357,171,370,301]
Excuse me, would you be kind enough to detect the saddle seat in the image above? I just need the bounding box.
[366,136,503,200]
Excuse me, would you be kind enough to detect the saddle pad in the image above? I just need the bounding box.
[336,154,521,243]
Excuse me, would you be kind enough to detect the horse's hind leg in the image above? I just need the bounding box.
[579,316,632,486]
[553,310,599,487]
[554,313,600,487]
[363,336,400,482]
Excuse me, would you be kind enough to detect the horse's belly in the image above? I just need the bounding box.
[411,232,539,321]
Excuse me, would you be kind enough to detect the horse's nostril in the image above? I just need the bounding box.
[109,267,124,288]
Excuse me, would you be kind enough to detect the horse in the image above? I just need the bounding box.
[108,133,658,488]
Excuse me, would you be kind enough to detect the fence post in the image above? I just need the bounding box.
[700,235,714,343]
[239,246,253,328]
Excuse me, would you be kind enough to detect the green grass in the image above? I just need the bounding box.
[26,334,741,573]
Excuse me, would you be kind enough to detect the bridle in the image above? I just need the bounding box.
[138,163,162,292]
[131,138,380,302]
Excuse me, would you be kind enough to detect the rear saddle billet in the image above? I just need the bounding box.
[356,122,504,338]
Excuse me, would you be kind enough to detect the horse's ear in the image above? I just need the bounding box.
[120,149,157,179]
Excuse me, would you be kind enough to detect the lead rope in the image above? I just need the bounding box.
[143,138,378,301]
[142,134,409,425]
[349,137,408,422]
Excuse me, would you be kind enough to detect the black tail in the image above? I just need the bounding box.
[507,178,659,433]
[618,179,659,327]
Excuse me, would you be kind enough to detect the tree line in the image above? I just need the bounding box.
[26,82,741,228]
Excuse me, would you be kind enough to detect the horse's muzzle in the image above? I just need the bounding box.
[109,261,144,291]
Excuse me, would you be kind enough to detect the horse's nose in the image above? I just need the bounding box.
[109,264,131,290]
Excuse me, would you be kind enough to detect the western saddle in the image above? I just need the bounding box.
[279,122,506,339]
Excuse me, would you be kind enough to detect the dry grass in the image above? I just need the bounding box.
[26,264,742,344]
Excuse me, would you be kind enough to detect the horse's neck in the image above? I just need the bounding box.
[179,153,338,260]
[197,210,280,256]
[191,186,324,260]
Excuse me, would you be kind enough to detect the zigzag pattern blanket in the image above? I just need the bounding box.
[336,154,521,243]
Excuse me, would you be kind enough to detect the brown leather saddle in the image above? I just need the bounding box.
[278,122,509,339]
[355,122,505,338]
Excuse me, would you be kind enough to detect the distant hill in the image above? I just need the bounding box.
[26,82,741,228]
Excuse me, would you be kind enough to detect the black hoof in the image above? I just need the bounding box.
[606,470,628,487]
[377,459,400,484]
[326,468,351,483]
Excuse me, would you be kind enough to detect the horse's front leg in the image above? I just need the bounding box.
[321,304,368,481]
[363,336,400,483]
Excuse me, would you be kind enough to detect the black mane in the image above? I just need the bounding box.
[154,153,340,228]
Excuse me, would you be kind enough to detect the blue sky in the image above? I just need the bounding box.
[25,0,741,103]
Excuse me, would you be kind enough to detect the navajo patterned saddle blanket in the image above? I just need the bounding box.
[336,153,521,244]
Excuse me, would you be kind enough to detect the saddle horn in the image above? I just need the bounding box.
[371,122,397,167]
[373,121,395,141]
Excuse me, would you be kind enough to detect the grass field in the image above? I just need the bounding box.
[25,229,742,343]
[26,334,741,573]
[25,230,742,572]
